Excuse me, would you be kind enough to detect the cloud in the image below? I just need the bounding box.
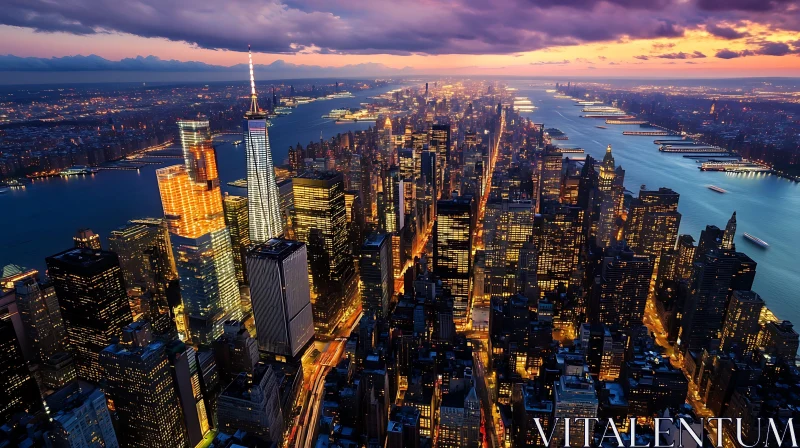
[530,59,571,65]
[714,41,799,58]
[714,48,756,58]
[654,50,707,59]
[634,55,650,60]
[0,54,412,77]
[651,42,676,51]
[0,0,797,57]
[706,24,750,39]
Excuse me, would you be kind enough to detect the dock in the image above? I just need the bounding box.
[623,131,674,136]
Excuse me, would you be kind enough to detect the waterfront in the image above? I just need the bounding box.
[0,84,390,273]
[512,81,800,325]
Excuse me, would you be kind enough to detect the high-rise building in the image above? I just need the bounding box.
[625,187,681,261]
[437,386,481,448]
[223,194,251,284]
[484,200,534,298]
[596,145,618,246]
[246,239,315,358]
[217,362,285,444]
[722,211,737,250]
[108,218,178,336]
[244,47,283,242]
[720,290,764,355]
[99,322,188,448]
[292,171,358,331]
[157,118,241,344]
[534,204,584,295]
[380,165,403,233]
[760,320,799,362]
[14,278,67,363]
[45,248,133,383]
[0,318,41,422]
[540,150,563,204]
[553,374,598,447]
[592,244,652,330]
[434,196,475,326]
[45,383,119,448]
[73,228,101,250]
[360,233,393,319]
[166,340,211,447]
[430,124,450,196]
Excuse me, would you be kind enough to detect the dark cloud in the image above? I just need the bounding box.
[634,55,650,60]
[651,42,676,51]
[706,24,750,39]
[755,41,795,55]
[654,50,707,59]
[714,48,756,58]
[0,0,796,56]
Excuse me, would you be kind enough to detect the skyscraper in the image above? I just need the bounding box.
[45,248,133,383]
[484,199,534,298]
[722,211,737,250]
[592,244,652,330]
[245,46,283,242]
[596,145,618,247]
[434,196,474,326]
[360,233,393,319]
[166,340,211,447]
[99,322,188,448]
[720,290,764,355]
[73,228,101,250]
[540,150,563,204]
[223,194,251,284]
[45,383,119,448]
[534,203,585,295]
[430,125,450,197]
[553,375,598,447]
[0,318,41,422]
[217,362,285,444]
[625,187,681,261]
[157,118,241,344]
[292,171,358,331]
[246,239,315,358]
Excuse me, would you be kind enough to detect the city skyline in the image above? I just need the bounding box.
[1,0,800,83]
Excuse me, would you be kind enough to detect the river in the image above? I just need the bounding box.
[511,81,800,325]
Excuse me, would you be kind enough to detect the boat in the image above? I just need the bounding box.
[232,140,243,145]
[0,187,9,194]
[699,160,769,172]
[596,126,607,129]
[513,97,536,112]
[545,89,556,93]
[743,233,769,248]
[707,185,727,193]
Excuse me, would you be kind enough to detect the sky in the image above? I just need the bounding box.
[1,0,800,80]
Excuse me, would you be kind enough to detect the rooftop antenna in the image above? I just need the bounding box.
[247,45,259,115]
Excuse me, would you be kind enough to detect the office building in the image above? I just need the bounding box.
[760,320,799,362]
[99,322,188,448]
[45,383,119,448]
[247,239,315,358]
[534,204,584,295]
[13,278,67,363]
[0,318,41,422]
[360,233,393,319]
[625,187,681,261]
[223,194,251,284]
[540,150,563,203]
[217,362,285,444]
[244,47,284,242]
[484,199,534,298]
[720,290,764,355]
[722,211,736,250]
[437,386,481,448]
[45,248,133,383]
[434,196,474,326]
[596,145,618,246]
[73,228,101,250]
[292,171,358,331]
[553,375,598,447]
[157,118,241,344]
[430,124,450,195]
[593,244,652,330]
[166,340,211,447]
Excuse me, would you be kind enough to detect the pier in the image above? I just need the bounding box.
[606,119,648,125]
[623,130,674,136]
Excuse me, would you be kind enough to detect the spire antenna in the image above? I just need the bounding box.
[248,45,259,114]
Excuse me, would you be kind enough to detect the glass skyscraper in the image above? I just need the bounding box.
[245,47,283,242]
[157,118,241,344]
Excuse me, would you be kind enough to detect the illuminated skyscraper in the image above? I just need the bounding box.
[223,194,251,284]
[540,150,563,204]
[430,124,450,197]
[73,228,101,250]
[534,204,584,295]
[166,340,211,447]
[245,46,283,242]
[596,145,617,247]
[553,375,598,448]
[246,239,315,358]
[157,118,241,344]
[45,248,133,383]
[625,187,681,261]
[434,196,474,325]
[722,211,736,250]
[292,171,358,331]
[0,318,41,422]
[99,322,188,448]
[720,290,764,355]
[592,244,652,330]
[360,233,393,319]
[484,200,534,298]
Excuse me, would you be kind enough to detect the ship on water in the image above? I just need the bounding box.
[707,185,728,193]
[513,97,536,112]
[322,108,351,119]
[699,160,769,172]
[743,233,769,248]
